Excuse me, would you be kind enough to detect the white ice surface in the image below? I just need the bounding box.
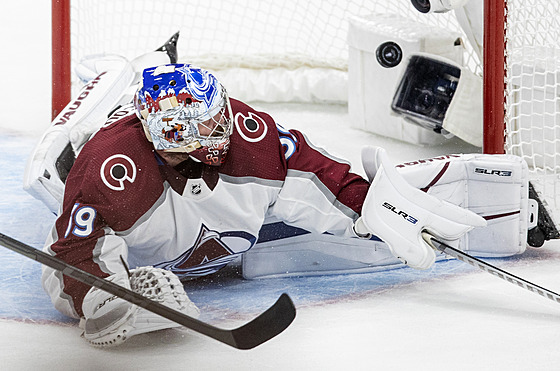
[2,2,560,370]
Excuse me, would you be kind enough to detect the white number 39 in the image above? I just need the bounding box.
[65,203,97,238]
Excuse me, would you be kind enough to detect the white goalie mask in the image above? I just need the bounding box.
[134,64,233,166]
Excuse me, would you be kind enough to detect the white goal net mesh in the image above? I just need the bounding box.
[504,0,560,209]
[69,0,480,84]
[68,0,560,207]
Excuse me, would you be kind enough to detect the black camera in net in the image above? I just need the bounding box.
[392,55,461,134]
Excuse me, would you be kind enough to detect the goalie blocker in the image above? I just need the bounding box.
[356,147,536,269]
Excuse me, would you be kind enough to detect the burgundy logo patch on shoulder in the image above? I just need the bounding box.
[100,154,137,191]
[234,112,268,143]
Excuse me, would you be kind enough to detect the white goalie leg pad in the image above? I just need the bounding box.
[395,153,531,257]
[81,267,200,347]
[354,147,486,269]
[23,55,136,213]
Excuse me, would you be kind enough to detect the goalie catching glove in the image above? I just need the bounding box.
[81,266,200,347]
[354,147,487,269]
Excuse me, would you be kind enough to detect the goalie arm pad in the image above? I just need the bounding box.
[354,147,486,269]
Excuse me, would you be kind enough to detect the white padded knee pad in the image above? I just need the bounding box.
[395,154,531,257]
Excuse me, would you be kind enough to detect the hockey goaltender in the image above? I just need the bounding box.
[26,47,557,347]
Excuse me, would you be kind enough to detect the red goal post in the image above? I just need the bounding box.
[483,0,506,155]
[52,0,71,120]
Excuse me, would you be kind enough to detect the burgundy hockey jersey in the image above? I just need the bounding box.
[42,99,370,318]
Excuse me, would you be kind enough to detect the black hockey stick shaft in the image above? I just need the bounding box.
[423,232,560,304]
[0,232,296,349]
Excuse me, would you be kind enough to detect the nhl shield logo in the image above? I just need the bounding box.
[191,183,202,195]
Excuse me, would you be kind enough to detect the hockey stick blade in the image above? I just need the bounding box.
[0,232,296,349]
[422,232,560,305]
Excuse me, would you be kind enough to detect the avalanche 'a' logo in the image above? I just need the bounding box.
[100,154,137,191]
[235,111,268,143]
[155,224,256,276]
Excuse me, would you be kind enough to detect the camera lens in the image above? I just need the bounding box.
[410,0,431,13]
[414,90,435,115]
[376,42,403,68]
